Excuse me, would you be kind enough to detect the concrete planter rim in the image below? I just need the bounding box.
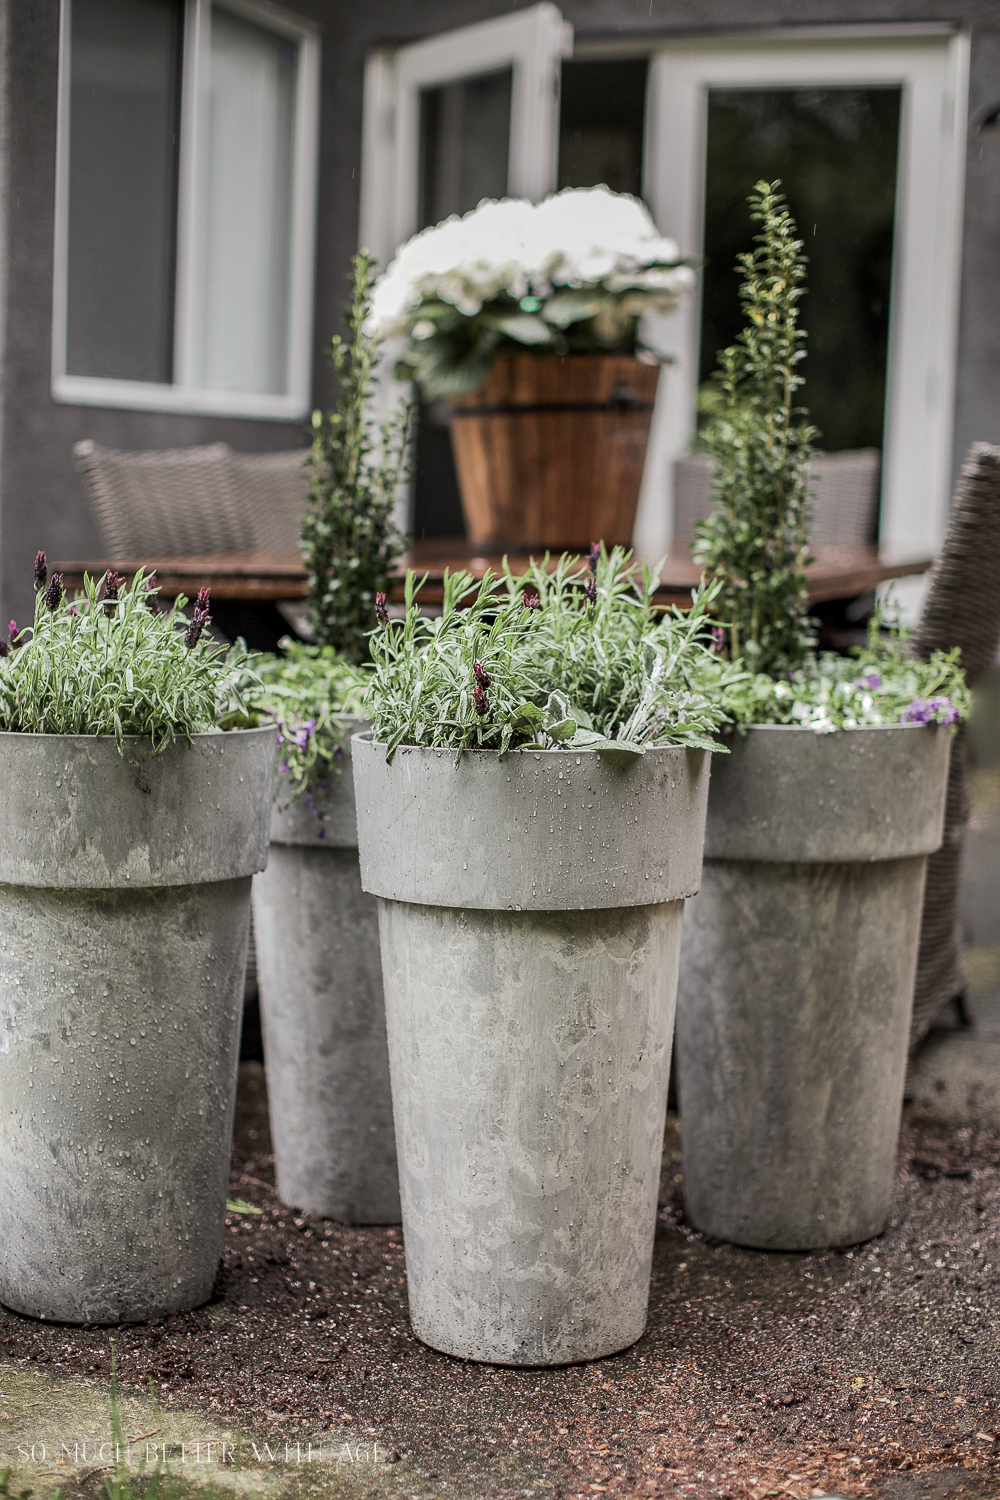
[702,720,951,864]
[352,731,711,912]
[0,726,275,744]
[0,724,276,888]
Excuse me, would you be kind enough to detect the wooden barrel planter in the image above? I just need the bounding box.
[448,353,661,551]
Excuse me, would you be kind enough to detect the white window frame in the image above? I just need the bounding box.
[359,3,573,271]
[637,31,970,573]
[51,0,321,420]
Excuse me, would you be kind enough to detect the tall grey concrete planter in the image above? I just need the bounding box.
[353,736,710,1365]
[0,727,276,1324]
[676,724,951,1252]
[252,719,399,1224]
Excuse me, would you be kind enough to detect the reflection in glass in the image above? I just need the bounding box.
[418,68,513,230]
[700,88,901,453]
[66,0,183,382]
[558,59,648,197]
[197,7,297,396]
[414,71,512,537]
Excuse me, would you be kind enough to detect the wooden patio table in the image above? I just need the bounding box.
[54,541,932,612]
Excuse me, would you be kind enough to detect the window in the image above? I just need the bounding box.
[52,0,320,419]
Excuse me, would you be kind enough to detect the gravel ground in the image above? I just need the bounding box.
[2,1063,999,1500]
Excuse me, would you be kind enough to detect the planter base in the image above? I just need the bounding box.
[378,897,683,1365]
[253,846,399,1224]
[0,878,250,1324]
[677,856,927,1250]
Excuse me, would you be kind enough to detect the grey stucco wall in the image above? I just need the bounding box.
[1,0,998,628]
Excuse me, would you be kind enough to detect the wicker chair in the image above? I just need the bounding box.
[73,439,310,558]
[672,447,881,547]
[909,442,1000,1048]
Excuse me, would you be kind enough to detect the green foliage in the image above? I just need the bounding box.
[394,288,667,400]
[723,608,971,730]
[301,252,410,662]
[0,564,262,752]
[367,547,737,761]
[256,641,369,807]
[694,181,817,677]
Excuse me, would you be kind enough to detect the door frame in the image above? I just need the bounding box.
[359,3,572,271]
[639,31,970,580]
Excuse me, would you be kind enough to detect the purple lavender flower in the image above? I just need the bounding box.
[34,552,46,592]
[472,661,489,716]
[8,620,17,642]
[523,591,541,611]
[0,640,8,659]
[184,587,211,649]
[44,574,64,612]
[711,626,725,654]
[103,569,124,617]
[375,592,389,626]
[855,672,881,691]
[584,575,597,607]
[901,696,958,726]
[588,542,601,575]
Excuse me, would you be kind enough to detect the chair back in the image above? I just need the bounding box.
[229,448,311,553]
[74,440,311,559]
[913,442,1000,688]
[672,447,881,549]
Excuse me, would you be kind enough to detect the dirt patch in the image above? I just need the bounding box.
[2,1065,999,1500]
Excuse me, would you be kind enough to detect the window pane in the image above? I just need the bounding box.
[700,88,901,453]
[196,7,297,396]
[558,59,647,197]
[418,68,512,230]
[66,0,182,383]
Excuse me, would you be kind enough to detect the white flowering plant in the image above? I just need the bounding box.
[719,610,970,733]
[369,188,695,398]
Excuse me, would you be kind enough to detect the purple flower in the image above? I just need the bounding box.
[584,575,597,607]
[34,551,46,592]
[0,640,8,659]
[8,620,18,642]
[375,592,389,626]
[901,696,958,726]
[44,574,64,612]
[473,682,489,716]
[855,672,881,691]
[588,542,601,575]
[473,659,491,689]
[103,569,125,617]
[523,591,541,611]
[711,626,725,655]
[184,587,211,649]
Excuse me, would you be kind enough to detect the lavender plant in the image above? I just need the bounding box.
[0,555,262,752]
[367,546,735,761]
[256,642,369,809]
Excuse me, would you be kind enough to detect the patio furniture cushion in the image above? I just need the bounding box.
[672,447,881,548]
[909,441,1000,1048]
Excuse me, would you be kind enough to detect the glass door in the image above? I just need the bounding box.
[643,36,969,603]
[359,5,572,538]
